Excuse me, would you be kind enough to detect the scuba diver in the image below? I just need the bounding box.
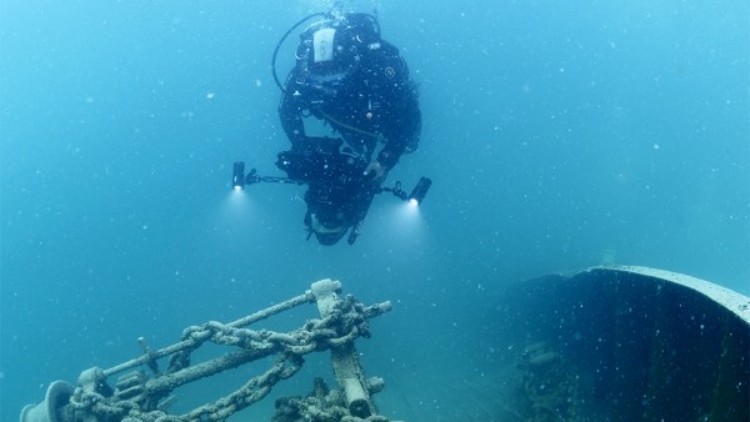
[232,11,429,246]
[275,12,422,245]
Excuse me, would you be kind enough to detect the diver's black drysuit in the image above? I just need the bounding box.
[276,13,421,244]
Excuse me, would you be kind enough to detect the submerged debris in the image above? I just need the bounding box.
[21,279,401,422]
[272,377,395,422]
[518,341,581,422]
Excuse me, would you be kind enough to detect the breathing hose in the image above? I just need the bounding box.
[272,12,330,93]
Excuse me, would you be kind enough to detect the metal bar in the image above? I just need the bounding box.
[103,292,314,378]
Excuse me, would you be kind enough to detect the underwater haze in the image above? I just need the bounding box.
[1,0,749,420]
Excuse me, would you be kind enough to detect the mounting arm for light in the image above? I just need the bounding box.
[232,161,432,205]
[380,177,433,206]
[232,161,300,191]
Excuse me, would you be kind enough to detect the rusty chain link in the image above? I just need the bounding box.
[69,294,390,422]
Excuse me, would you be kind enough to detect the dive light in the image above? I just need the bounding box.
[232,161,246,191]
[408,177,432,206]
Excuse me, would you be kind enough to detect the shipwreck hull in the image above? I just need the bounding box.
[487,266,750,421]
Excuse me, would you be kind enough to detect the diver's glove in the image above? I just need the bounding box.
[363,160,388,185]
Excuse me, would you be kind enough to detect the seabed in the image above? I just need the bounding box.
[20,267,750,422]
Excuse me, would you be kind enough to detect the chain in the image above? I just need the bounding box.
[69,295,390,422]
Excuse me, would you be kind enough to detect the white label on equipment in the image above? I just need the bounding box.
[313,28,336,63]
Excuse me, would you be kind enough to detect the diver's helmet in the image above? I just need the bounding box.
[295,14,381,96]
[306,211,349,245]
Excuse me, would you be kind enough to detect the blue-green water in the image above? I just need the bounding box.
[2,1,748,420]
